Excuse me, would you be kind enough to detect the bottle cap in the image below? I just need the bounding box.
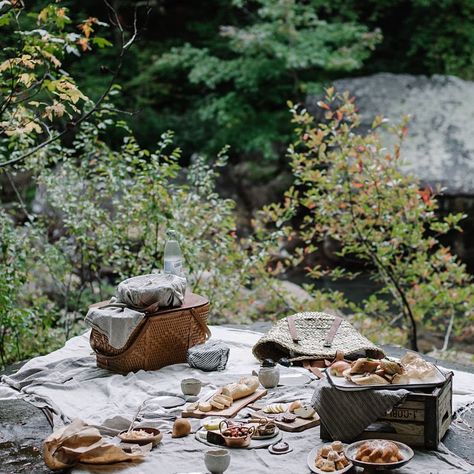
[261,358,276,368]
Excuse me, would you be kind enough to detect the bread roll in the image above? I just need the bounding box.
[221,376,259,401]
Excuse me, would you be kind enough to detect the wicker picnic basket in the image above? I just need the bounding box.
[89,292,210,374]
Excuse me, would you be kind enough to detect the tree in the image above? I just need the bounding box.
[132,0,380,162]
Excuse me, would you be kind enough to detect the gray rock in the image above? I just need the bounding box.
[307,73,474,196]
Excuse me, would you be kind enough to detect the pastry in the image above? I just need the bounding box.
[327,450,338,462]
[315,441,350,472]
[351,373,390,385]
[380,359,404,375]
[355,440,404,463]
[320,445,331,457]
[320,460,336,472]
[329,360,351,377]
[350,358,380,374]
[392,373,410,385]
[400,352,437,380]
[330,441,343,453]
[222,376,259,401]
[198,402,212,412]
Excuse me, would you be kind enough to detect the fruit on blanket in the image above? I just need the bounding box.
[172,418,192,438]
[288,400,302,412]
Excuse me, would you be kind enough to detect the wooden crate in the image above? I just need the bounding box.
[320,372,452,449]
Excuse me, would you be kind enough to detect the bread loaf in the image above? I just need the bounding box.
[221,376,259,401]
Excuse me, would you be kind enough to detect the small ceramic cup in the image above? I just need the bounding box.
[180,377,202,396]
[204,449,231,474]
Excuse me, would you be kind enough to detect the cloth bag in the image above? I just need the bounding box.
[252,312,384,373]
[187,340,230,371]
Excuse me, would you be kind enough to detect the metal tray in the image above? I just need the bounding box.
[327,365,447,391]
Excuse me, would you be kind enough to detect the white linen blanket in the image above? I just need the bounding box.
[1,326,473,473]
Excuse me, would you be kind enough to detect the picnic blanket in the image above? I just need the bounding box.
[1,326,473,473]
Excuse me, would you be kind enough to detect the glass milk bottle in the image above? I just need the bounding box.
[163,229,184,276]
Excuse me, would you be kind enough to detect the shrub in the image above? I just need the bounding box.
[258,89,474,351]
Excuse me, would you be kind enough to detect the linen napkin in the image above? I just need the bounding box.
[311,378,409,441]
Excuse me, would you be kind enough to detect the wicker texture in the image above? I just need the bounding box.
[252,312,384,362]
[90,293,210,374]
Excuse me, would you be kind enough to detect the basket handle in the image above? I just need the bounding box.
[190,307,212,341]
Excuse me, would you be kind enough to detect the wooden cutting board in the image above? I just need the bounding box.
[182,389,267,419]
[248,404,320,432]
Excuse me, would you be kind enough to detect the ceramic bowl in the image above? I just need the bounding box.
[181,377,202,396]
[118,427,163,447]
[345,440,414,470]
[204,448,231,474]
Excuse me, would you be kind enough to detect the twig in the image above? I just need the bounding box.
[441,310,455,352]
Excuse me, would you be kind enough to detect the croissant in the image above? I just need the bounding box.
[350,358,380,374]
[351,373,390,385]
[379,359,404,375]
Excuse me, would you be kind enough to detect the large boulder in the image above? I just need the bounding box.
[307,73,474,196]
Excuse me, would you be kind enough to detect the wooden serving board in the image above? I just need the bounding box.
[248,404,320,432]
[182,389,267,419]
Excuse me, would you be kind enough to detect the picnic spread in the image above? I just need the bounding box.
[1,275,474,473]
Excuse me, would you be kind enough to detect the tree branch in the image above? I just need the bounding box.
[0,0,145,169]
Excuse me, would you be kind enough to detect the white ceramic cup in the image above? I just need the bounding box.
[180,377,202,396]
[204,449,231,474]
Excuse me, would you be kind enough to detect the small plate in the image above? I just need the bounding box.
[252,426,280,440]
[279,373,312,386]
[118,427,162,447]
[307,444,352,474]
[153,395,186,408]
[345,440,414,470]
[268,441,292,455]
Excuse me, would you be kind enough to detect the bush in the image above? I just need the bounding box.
[257,89,474,351]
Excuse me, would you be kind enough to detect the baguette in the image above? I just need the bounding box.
[222,376,259,401]
[210,399,225,410]
[213,395,232,407]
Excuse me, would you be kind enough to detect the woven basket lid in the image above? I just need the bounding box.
[252,312,384,362]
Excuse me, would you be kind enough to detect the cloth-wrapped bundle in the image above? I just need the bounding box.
[187,340,230,372]
[85,273,187,349]
[116,273,187,312]
[44,418,149,470]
